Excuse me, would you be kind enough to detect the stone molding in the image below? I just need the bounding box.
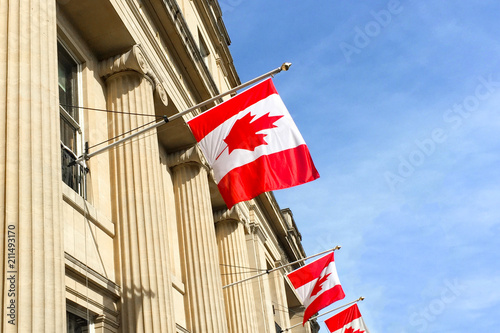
[95,314,120,330]
[99,44,168,106]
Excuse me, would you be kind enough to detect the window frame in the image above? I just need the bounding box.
[66,302,96,333]
[198,28,211,71]
[58,39,87,198]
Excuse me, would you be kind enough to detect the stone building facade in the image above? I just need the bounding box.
[0,0,319,332]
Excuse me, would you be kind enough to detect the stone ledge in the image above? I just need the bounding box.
[65,252,121,302]
[62,183,115,237]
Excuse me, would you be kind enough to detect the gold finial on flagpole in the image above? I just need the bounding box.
[281,62,292,71]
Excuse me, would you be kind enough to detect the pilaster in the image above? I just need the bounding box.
[215,206,259,333]
[168,146,228,333]
[102,46,176,332]
[270,268,291,329]
[0,1,65,331]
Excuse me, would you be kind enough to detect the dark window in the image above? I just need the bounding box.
[198,30,211,71]
[59,43,79,152]
[66,311,88,333]
[58,42,87,197]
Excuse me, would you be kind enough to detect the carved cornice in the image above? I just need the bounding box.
[191,0,239,88]
[156,0,220,95]
[167,145,209,170]
[99,44,168,106]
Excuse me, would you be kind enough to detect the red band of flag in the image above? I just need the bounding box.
[218,144,319,208]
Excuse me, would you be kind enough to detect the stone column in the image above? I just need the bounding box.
[100,46,176,333]
[0,1,66,332]
[270,267,292,330]
[168,147,228,333]
[246,219,275,332]
[215,207,259,333]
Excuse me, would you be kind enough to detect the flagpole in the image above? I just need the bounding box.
[222,245,341,289]
[70,62,292,166]
[282,296,365,332]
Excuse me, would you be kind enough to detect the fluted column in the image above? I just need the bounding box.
[215,207,259,333]
[168,147,228,333]
[0,1,65,332]
[102,46,176,332]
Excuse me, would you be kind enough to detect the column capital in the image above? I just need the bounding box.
[99,44,168,106]
[248,204,268,242]
[167,145,209,170]
[248,221,267,243]
[214,205,245,225]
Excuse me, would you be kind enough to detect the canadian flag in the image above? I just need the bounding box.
[187,79,319,208]
[287,252,345,324]
[325,304,370,333]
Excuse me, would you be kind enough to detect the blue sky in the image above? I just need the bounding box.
[220,1,500,332]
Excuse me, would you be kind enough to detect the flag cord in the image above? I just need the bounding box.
[59,103,164,118]
[70,62,292,167]
[282,296,365,332]
[219,263,267,271]
[87,119,158,151]
[222,245,341,289]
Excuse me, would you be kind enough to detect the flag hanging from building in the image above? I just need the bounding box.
[287,252,345,324]
[187,78,319,208]
[325,303,370,333]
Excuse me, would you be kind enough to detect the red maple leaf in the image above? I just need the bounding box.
[223,112,283,155]
[344,327,364,333]
[310,273,331,297]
